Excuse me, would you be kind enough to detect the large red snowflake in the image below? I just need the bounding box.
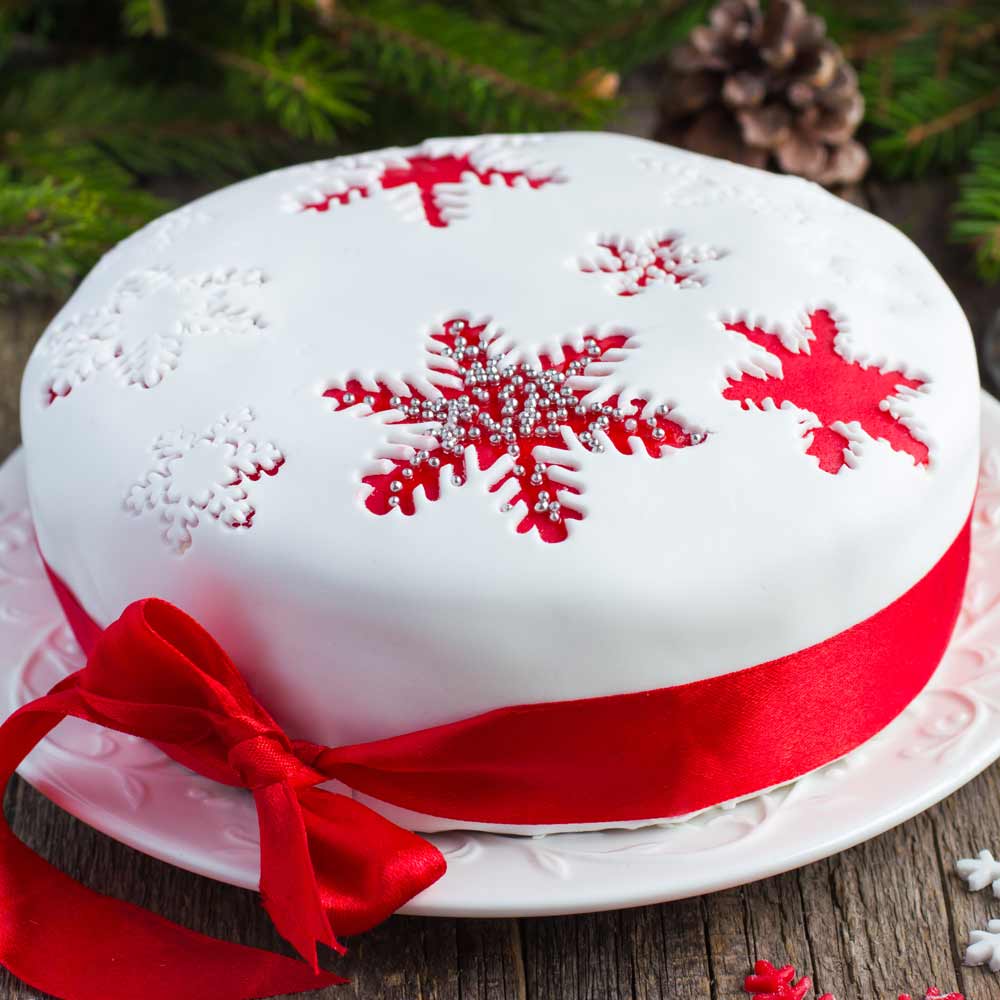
[300,152,561,228]
[723,309,929,474]
[324,317,705,543]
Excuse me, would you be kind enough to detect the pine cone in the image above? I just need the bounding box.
[657,0,868,187]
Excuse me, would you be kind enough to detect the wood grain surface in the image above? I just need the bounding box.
[0,169,998,1000]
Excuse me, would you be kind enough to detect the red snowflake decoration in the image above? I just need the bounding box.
[578,232,723,296]
[723,309,929,474]
[745,960,963,1000]
[300,152,561,228]
[324,317,705,543]
[745,961,833,1000]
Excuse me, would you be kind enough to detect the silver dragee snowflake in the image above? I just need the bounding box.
[958,850,1000,897]
[41,266,269,405]
[124,408,284,555]
[966,919,1000,972]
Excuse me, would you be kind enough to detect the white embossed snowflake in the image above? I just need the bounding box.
[41,266,269,405]
[124,408,284,555]
[966,919,1000,972]
[147,206,212,251]
[958,850,1000,897]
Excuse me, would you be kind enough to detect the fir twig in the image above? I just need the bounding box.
[187,36,367,141]
[340,11,577,115]
[569,0,688,56]
[323,0,612,129]
[904,87,1000,147]
[0,173,164,299]
[842,9,946,61]
[953,133,1000,281]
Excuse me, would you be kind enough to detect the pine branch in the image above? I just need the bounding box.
[500,0,712,71]
[324,0,613,130]
[904,87,1000,147]
[861,12,1000,179]
[845,8,1000,61]
[571,0,688,52]
[189,36,367,141]
[953,133,1000,282]
[2,56,312,182]
[842,8,947,61]
[0,173,164,299]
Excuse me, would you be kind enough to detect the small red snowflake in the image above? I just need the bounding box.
[325,317,705,542]
[578,232,723,296]
[300,151,562,228]
[745,960,963,1000]
[745,960,833,1000]
[723,309,929,474]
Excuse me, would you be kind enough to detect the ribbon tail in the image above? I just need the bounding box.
[0,699,345,1000]
[254,783,343,967]
[298,787,447,937]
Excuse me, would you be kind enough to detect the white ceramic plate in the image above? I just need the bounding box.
[3,392,1000,918]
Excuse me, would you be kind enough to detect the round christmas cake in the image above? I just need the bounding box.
[19,132,979,834]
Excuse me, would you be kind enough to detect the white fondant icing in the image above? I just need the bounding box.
[20,133,980,828]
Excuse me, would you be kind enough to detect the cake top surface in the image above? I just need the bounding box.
[21,131,979,720]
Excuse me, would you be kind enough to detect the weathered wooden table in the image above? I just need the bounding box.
[1,169,998,1000]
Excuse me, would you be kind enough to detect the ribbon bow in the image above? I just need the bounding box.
[0,598,446,1000]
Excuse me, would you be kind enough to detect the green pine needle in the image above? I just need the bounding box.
[330,0,615,131]
[0,173,165,299]
[953,133,1000,282]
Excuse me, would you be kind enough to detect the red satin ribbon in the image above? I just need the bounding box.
[1,515,970,999]
[0,598,446,999]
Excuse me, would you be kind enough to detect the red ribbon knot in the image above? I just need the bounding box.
[225,732,324,790]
